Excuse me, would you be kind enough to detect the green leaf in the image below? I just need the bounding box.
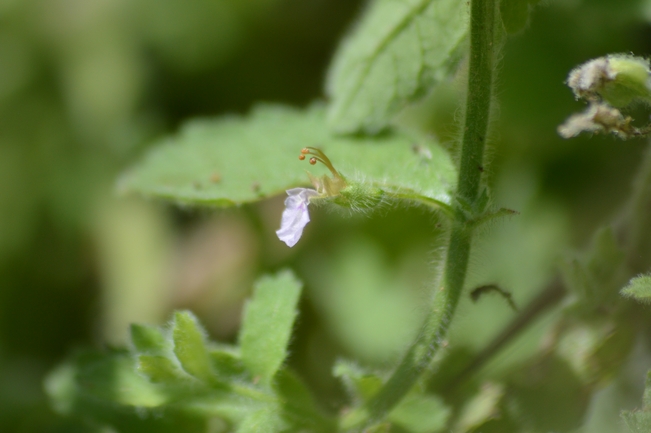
[388,393,450,433]
[273,369,319,415]
[507,356,589,432]
[138,355,185,383]
[624,412,651,433]
[172,311,215,384]
[454,382,505,432]
[119,104,456,208]
[363,423,392,433]
[621,274,651,304]
[235,407,285,433]
[326,0,468,134]
[44,350,171,409]
[556,320,635,385]
[332,359,383,402]
[622,370,651,433]
[44,350,235,432]
[131,323,170,355]
[561,226,628,313]
[274,369,335,432]
[310,236,426,363]
[209,347,250,381]
[499,0,530,34]
[239,270,302,384]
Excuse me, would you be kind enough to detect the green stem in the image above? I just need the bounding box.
[347,0,499,428]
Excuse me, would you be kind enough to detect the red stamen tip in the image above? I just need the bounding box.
[309,157,317,165]
[301,148,309,154]
[298,154,305,160]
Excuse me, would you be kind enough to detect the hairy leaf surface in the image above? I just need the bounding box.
[326,0,468,133]
[621,274,651,304]
[239,270,302,384]
[119,104,456,207]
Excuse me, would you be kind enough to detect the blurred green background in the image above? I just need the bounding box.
[2,0,651,431]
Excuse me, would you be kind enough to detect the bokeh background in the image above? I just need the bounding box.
[2,0,651,431]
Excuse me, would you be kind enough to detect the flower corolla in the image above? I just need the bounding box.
[276,188,319,247]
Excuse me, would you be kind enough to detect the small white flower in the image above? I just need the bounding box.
[276,188,319,247]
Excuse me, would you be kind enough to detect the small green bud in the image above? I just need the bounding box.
[567,55,651,107]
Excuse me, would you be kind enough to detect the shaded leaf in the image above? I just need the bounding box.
[333,359,383,402]
[507,356,589,432]
[239,270,302,384]
[274,369,335,432]
[310,236,425,364]
[44,349,250,427]
[622,370,651,433]
[561,226,628,314]
[45,350,171,409]
[454,382,505,432]
[621,274,651,304]
[326,0,468,133]
[556,320,635,386]
[119,104,456,208]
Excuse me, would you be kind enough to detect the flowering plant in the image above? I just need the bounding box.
[33,1,651,433]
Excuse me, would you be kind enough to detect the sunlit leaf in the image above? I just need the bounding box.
[239,270,302,384]
[326,0,468,133]
[172,311,215,384]
[119,104,455,209]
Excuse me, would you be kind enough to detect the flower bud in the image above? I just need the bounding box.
[567,55,651,107]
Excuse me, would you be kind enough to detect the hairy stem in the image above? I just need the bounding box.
[346,0,499,429]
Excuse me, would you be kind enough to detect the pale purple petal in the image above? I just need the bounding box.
[276,188,319,247]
